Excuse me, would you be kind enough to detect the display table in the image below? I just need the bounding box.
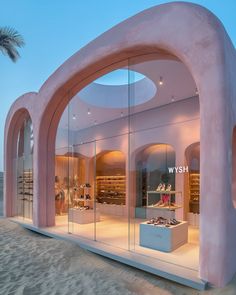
[139,221,188,252]
[68,208,100,224]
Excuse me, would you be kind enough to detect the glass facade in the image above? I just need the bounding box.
[14,116,34,221]
[55,54,200,257]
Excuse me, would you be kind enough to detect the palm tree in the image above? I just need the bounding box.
[0,27,25,62]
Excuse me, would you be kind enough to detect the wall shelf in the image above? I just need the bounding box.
[96,175,126,205]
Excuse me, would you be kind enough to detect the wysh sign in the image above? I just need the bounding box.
[168,166,189,174]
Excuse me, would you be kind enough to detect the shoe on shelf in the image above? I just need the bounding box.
[166,184,172,191]
[161,184,166,191]
[156,183,163,191]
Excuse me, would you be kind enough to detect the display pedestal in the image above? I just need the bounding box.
[69,208,100,224]
[140,221,188,252]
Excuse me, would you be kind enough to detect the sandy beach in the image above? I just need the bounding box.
[0,219,235,295]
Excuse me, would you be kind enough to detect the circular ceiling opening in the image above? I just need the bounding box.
[95,69,146,86]
[79,69,157,109]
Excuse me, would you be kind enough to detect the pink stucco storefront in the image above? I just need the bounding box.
[4,2,236,290]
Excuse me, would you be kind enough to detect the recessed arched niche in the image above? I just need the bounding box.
[135,144,175,207]
[185,142,200,214]
[96,150,126,205]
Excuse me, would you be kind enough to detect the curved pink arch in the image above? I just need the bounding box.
[4,2,236,287]
[4,92,36,218]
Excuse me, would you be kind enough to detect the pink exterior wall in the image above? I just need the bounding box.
[4,2,236,287]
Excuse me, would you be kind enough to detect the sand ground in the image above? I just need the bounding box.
[0,219,236,295]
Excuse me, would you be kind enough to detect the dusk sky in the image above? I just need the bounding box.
[1,0,236,171]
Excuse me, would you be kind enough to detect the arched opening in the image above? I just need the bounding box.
[14,114,34,221]
[52,51,200,266]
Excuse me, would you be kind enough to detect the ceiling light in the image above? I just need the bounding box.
[72,114,76,120]
[87,108,91,115]
[159,76,163,86]
[171,95,175,102]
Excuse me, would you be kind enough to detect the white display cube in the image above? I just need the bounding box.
[140,221,188,252]
[69,208,100,224]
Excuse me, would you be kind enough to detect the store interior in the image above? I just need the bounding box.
[13,53,200,268]
[53,53,200,266]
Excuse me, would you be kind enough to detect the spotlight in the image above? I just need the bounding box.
[159,76,163,86]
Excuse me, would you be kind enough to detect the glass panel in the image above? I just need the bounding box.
[55,104,70,229]
[68,141,96,240]
[128,54,200,269]
[55,60,130,247]
[95,134,128,249]
[55,146,70,227]
[15,117,34,221]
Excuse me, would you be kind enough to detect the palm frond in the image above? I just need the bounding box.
[0,26,25,62]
